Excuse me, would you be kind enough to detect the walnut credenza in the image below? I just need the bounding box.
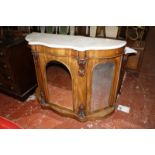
[26,33,126,121]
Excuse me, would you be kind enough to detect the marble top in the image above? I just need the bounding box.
[25,32,126,51]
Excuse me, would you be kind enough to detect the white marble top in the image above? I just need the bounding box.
[25,32,126,51]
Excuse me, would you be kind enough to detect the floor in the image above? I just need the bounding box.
[0,27,155,129]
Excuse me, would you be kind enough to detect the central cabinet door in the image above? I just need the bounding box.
[44,53,79,113]
[46,61,73,110]
[86,59,115,113]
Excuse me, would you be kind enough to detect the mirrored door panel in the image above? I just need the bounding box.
[91,62,114,112]
[46,61,73,110]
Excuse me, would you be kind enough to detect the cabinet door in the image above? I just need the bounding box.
[91,62,114,112]
[43,53,79,113]
[86,58,119,113]
[45,60,73,110]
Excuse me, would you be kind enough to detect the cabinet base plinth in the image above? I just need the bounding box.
[40,101,115,122]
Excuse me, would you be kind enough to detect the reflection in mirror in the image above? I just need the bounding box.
[46,61,73,110]
[91,62,114,112]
